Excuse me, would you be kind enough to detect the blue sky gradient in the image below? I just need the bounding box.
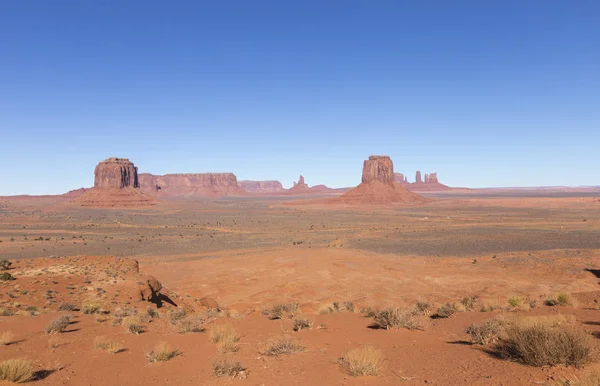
[1,1,598,195]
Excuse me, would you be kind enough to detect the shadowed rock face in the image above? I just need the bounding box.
[94,158,139,189]
[362,155,395,185]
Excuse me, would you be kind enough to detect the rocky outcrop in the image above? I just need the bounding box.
[362,156,395,184]
[94,158,139,189]
[139,173,246,197]
[75,157,155,207]
[288,175,311,194]
[338,155,429,205]
[394,173,409,185]
[238,180,285,193]
[415,171,423,184]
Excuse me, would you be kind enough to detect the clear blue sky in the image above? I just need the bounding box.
[1,1,598,195]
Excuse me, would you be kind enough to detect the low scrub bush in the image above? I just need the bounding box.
[342,346,382,377]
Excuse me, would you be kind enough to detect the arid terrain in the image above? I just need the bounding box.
[1,191,600,385]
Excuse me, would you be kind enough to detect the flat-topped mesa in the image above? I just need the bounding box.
[138,173,246,197]
[362,155,395,185]
[238,180,285,193]
[94,157,139,189]
[394,172,409,185]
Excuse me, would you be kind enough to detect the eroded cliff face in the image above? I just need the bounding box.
[138,173,246,197]
[362,156,395,185]
[238,180,285,193]
[94,158,139,189]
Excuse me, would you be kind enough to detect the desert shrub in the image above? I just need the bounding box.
[46,315,71,334]
[0,331,14,346]
[210,325,239,353]
[293,317,313,332]
[413,301,432,316]
[146,307,159,318]
[0,358,35,383]
[146,342,178,363]
[342,346,382,377]
[507,296,525,308]
[546,292,576,307]
[81,299,102,314]
[212,358,246,378]
[554,372,600,385]
[58,303,76,312]
[373,307,423,330]
[176,314,205,334]
[360,306,378,317]
[436,303,459,318]
[0,260,12,271]
[495,318,595,367]
[93,336,122,353]
[319,301,354,314]
[465,319,504,345]
[168,309,188,324]
[343,301,355,312]
[261,335,305,356]
[122,316,143,334]
[0,272,15,281]
[460,296,478,311]
[261,303,298,319]
[112,307,137,325]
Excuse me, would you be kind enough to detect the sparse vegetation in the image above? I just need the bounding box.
[122,316,143,334]
[0,358,35,383]
[261,335,305,356]
[168,308,188,324]
[146,307,159,318]
[0,331,14,346]
[212,358,246,378]
[319,301,354,314]
[146,342,178,363]
[293,316,313,331]
[465,319,504,345]
[342,346,382,377]
[46,315,71,334]
[373,307,423,330]
[460,296,478,311]
[507,296,525,308]
[545,292,576,307]
[261,303,298,320]
[0,260,12,271]
[495,316,595,367]
[436,303,459,318]
[210,325,239,353]
[175,314,205,334]
[93,336,123,353]
[413,301,432,316]
[81,299,102,314]
[0,272,15,281]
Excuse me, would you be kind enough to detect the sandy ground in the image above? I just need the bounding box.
[0,192,599,384]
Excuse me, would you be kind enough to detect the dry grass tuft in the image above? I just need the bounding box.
[342,346,382,377]
[81,299,102,315]
[212,358,246,378]
[436,303,459,318]
[176,314,205,334]
[554,372,600,385]
[93,336,123,354]
[507,296,525,308]
[261,303,298,320]
[122,316,143,334]
[0,331,14,346]
[45,315,71,334]
[373,307,423,330]
[261,335,305,356]
[210,325,239,353]
[495,315,595,367]
[146,342,178,363]
[413,301,432,316]
[465,319,505,345]
[546,292,577,307]
[0,358,35,383]
[293,316,313,331]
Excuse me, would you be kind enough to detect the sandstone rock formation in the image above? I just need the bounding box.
[94,158,139,189]
[415,171,423,184]
[238,180,285,193]
[338,155,429,205]
[362,156,395,184]
[75,157,156,207]
[139,173,246,197]
[394,173,409,185]
[288,175,311,194]
[138,275,163,302]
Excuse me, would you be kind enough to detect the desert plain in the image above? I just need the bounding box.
[0,189,599,385]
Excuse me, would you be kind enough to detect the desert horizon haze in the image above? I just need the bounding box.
[1,2,600,386]
[1,1,599,195]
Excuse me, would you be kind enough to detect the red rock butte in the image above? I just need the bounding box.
[74,157,155,207]
[138,173,246,197]
[337,155,430,205]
